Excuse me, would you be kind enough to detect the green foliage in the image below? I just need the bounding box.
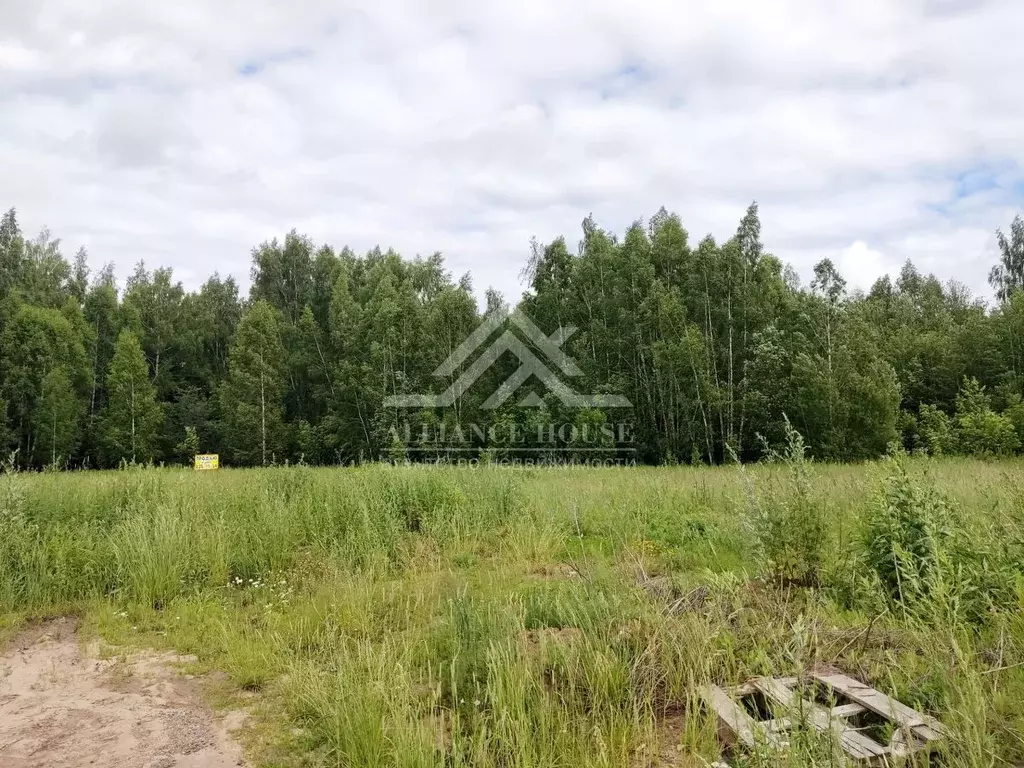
[863,458,1018,622]
[102,330,163,464]
[0,455,35,607]
[954,378,1020,457]
[3,461,1024,765]
[0,398,10,453]
[863,460,951,605]
[957,410,1020,457]
[744,420,826,586]
[956,376,991,416]
[918,404,954,456]
[0,208,25,302]
[221,300,287,466]
[0,302,90,465]
[177,425,200,463]
[916,379,1022,458]
[1003,394,1024,445]
[122,264,185,399]
[37,366,80,467]
[3,203,1024,467]
[989,214,1024,302]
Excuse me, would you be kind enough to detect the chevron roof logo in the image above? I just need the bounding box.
[384,309,632,410]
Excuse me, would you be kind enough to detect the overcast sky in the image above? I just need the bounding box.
[2,0,1022,304]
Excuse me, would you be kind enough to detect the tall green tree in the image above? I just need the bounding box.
[0,208,25,305]
[954,377,1019,456]
[122,264,185,398]
[221,300,287,466]
[251,232,315,326]
[20,227,72,308]
[989,214,1024,303]
[0,304,89,466]
[81,265,121,464]
[102,330,162,464]
[37,366,80,467]
[1,202,1023,467]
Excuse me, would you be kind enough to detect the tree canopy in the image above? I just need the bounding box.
[1,203,1022,467]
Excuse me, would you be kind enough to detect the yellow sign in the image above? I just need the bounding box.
[194,454,220,471]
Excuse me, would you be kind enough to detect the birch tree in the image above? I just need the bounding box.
[102,330,162,464]
[221,300,286,466]
[37,366,80,467]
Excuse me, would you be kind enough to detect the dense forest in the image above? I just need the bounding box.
[2,203,1024,468]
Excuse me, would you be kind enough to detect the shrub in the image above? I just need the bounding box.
[954,377,1020,457]
[957,410,1019,457]
[863,459,949,604]
[0,455,34,606]
[176,425,200,465]
[744,420,826,586]
[917,404,953,456]
[1003,395,1024,446]
[863,458,1018,622]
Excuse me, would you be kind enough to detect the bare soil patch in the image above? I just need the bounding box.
[0,618,247,768]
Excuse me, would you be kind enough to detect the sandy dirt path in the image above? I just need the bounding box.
[0,618,247,768]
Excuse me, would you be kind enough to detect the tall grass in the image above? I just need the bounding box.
[1,458,1022,766]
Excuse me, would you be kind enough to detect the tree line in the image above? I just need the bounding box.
[2,203,1024,468]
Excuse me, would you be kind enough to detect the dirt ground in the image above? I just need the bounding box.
[0,618,247,768]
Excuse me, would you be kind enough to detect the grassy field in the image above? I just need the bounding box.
[1,452,1023,767]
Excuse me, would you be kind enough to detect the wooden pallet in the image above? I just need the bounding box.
[700,672,947,766]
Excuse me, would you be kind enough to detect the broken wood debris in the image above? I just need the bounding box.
[700,672,948,766]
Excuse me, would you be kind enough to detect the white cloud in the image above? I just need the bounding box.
[0,41,42,71]
[837,241,893,293]
[1,0,1023,305]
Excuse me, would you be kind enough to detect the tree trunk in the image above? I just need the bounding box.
[90,321,100,417]
[260,350,267,466]
[130,378,136,463]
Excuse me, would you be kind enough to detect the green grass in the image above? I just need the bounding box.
[1,458,1023,766]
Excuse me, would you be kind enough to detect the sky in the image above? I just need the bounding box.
[2,0,1023,305]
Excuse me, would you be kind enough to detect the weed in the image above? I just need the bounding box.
[742,420,827,587]
[2,458,1023,767]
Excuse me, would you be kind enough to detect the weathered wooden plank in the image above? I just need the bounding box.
[831,703,867,718]
[701,684,790,751]
[707,675,946,766]
[732,676,797,697]
[753,677,888,762]
[813,673,947,744]
[701,685,761,748]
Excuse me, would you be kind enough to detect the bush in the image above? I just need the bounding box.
[0,455,34,606]
[1003,395,1024,447]
[957,410,1019,457]
[917,404,953,456]
[744,420,826,586]
[954,378,1020,457]
[863,458,1018,622]
[863,459,949,604]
